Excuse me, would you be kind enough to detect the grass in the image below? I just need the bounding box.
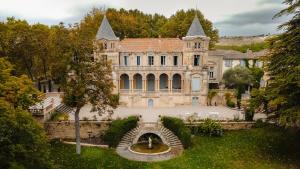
[50,126,300,169]
[215,42,268,53]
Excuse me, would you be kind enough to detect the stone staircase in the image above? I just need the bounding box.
[158,125,184,152]
[116,123,183,162]
[117,126,141,150]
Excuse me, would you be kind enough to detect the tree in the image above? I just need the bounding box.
[0,105,52,169]
[223,66,254,109]
[207,89,218,106]
[0,57,40,109]
[159,9,219,48]
[0,58,52,169]
[264,0,300,126]
[62,25,118,154]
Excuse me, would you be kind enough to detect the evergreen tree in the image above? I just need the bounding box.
[265,0,300,126]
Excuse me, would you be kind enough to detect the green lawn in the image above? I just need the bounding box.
[50,126,300,169]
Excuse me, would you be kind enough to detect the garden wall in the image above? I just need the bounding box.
[186,122,255,130]
[44,121,255,140]
[44,121,111,139]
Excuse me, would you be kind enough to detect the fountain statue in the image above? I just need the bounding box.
[148,137,152,149]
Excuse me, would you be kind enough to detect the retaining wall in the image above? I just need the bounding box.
[44,121,255,139]
[44,121,111,139]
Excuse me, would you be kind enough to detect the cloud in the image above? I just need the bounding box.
[216,7,286,26]
[259,0,283,5]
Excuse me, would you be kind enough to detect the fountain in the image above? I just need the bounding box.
[129,133,170,154]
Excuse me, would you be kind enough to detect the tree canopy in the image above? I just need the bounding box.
[0,8,219,83]
[263,0,300,126]
[0,58,52,169]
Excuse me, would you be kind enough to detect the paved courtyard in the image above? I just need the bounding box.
[69,104,247,122]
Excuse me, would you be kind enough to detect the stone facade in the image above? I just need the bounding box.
[93,15,266,108]
[44,121,110,139]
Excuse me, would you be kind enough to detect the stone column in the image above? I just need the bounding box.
[144,79,147,92]
[118,80,121,93]
[130,79,133,93]
[181,79,184,93]
[168,80,171,92]
[170,80,173,93]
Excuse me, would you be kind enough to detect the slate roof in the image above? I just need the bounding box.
[119,38,184,52]
[96,15,119,40]
[186,15,206,37]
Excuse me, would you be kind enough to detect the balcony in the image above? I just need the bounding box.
[119,89,182,95]
[114,65,187,71]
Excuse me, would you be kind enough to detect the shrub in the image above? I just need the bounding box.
[191,119,223,137]
[161,116,192,148]
[226,100,236,108]
[245,108,254,121]
[253,119,269,128]
[49,111,69,121]
[104,116,138,148]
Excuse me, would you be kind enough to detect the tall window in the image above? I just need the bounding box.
[194,42,201,49]
[173,56,178,66]
[103,43,107,49]
[124,56,128,66]
[161,56,166,65]
[102,55,107,63]
[111,43,114,49]
[209,67,214,78]
[194,55,200,66]
[209,72,214,78]
[225,60,233,67]
[136,56,141,66]
[240,60,246,67]
[148,56,154,66]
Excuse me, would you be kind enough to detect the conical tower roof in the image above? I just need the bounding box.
[96,15,119,40]
[186,15,206,37]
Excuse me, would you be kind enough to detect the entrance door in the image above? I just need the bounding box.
[192,97,199,106]
[148,99,154,108]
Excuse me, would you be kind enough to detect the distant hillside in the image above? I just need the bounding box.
[214,35,271,53]
[217,35,269,46]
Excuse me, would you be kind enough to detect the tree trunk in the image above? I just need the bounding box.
[74,108,81,154]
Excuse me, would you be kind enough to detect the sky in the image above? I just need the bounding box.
[0,0,291,36]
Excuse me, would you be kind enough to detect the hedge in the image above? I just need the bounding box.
[103,116,138,148]
[161,116,192,148]
[189,119,223,137]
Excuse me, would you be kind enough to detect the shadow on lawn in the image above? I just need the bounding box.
[255,125,300,165]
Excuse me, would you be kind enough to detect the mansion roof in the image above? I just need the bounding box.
[96,16,119,41]
[119,38,184,53]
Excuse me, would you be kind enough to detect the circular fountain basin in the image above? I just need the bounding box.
[129,143,171,155]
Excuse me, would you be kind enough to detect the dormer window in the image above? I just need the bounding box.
[194,42,201,49]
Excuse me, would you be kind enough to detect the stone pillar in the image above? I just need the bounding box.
[118,80,120,93]
[181,79,184,93]
[157,79,160,92]
[144,79,147,92]
[130,79,133,93]
[170,80,173,93]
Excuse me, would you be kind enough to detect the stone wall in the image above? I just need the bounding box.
[44,121,111,139]
[186,122,255,130]
[44,121,255,140]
